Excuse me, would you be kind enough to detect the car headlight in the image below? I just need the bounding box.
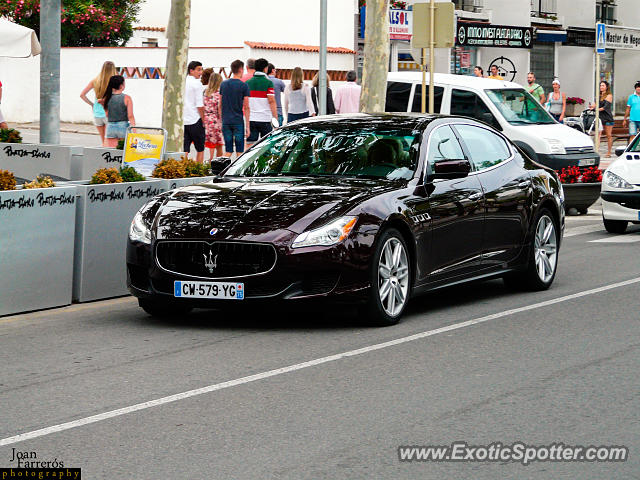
[545,138,566,155]
[292,216,357,249]
[129,210,152,244]
[604,170,633,189]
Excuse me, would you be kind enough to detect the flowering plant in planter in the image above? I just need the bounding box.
[90,166,145,184]
[557,166,602,184]
[566,97,585,106]
[0,128,22,143]
[0,169,16,191]
[151,157,212,179]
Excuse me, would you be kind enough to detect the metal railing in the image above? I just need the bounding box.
[530,0,557,18]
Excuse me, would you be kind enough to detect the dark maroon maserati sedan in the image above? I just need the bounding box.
[127,114,564,325]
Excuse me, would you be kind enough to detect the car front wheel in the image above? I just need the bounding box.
[360,228,411,327]
[603,218,628,234]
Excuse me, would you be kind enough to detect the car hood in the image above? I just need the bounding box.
[606,156,640,185]
[521,123,594,149]
[154,176,398,240]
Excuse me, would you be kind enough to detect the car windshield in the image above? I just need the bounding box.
[225,126,420,180]
[627,134,640,152]
[485,88,555,125]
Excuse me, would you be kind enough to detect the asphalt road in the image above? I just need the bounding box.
[1,209,639,479]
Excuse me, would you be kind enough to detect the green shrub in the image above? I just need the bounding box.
[119,165,145,182]
[90,167,123,184]
[0,128,22,143]
[0,169,16,190]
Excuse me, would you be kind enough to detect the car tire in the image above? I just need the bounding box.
[138,298,193,318]
[503,208,559,291]
[603,218,628,234]
[359,228,411,327]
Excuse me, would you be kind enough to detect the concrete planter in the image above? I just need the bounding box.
[72,147,123,180]
[0,186,77,316]
[0,143,83,181]
[73,179,166,302]
[160,176,214,191]
[563,182,601,214]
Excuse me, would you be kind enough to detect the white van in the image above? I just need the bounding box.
[386,72,599,170]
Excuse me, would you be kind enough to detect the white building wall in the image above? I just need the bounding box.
[557,0,594,28]
[557,46,595,108]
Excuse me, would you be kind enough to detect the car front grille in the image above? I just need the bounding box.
[156,241,277,279]
[565,146,595,154]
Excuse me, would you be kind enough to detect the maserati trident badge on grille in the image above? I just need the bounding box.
[209,228,218,235]
[204,250,218,273]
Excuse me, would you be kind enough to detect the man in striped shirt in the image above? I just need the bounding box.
[246,58,278,147]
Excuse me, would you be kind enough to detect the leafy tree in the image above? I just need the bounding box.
[0,0,142,47]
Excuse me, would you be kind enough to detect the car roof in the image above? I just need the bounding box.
[387,71,524,90]
[279,113,472,131]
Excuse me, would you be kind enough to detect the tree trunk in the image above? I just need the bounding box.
[360,0,390,113]
[162,0,191,152]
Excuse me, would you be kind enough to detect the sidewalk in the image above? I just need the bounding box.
[9,121,98,135]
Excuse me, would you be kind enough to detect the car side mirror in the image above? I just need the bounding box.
[433,159,471,179]
[615,146,626,157]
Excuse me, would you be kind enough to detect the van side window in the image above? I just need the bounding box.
[411,86,444,113]
[385,82,412,112]
[451,89,500,130]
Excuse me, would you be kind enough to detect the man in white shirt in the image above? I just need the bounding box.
[333,70,361,114]
[183,60,206,163]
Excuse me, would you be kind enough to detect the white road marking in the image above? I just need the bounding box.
[590,235,640,243]
[2,276,640,447]
[564,224,604,237]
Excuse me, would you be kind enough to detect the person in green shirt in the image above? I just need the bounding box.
[527,72,546,104]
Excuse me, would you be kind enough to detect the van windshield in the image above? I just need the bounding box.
[485,89,555,125]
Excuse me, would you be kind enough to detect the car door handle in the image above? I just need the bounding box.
[468,192,483,201]
[518,181,531,189]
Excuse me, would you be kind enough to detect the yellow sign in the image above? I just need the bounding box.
[124,132,165,164]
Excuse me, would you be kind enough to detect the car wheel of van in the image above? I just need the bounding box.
[138,298,193,318]
[503,208,558,291]
[603,218,628,234]
[359,228,411,327]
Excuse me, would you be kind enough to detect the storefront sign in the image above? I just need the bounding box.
[389,9,412,41]
[605,26,640,50]
[456,22,533,49]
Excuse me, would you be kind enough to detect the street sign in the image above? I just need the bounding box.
[596,22,606,54]
[411,2,455,49]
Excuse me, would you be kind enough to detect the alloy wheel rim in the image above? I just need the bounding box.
[378,238,409,317]
[534,215,557,283]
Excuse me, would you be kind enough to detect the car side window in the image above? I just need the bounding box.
[385,82,412,112]
[426,126,466,174]
[454,124,511,171]
[451,89,500,130]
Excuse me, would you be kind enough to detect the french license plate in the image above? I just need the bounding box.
[174,281,244,300]
[578,159,595,166]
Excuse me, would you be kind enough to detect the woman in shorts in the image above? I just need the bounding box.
[101,75,135,148]
[80,61,117,146]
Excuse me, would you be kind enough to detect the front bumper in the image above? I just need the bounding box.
[537,152,600,170]
[601,190,640,221]
[126,237,373,306]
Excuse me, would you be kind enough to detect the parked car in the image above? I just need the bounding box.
[601,136,640,233]
[127,114,564,326]
[386,72,599,170]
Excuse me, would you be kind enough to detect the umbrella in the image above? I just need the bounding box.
[0,18,41,57]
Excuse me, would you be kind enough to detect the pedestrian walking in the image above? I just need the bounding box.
[267,63,286,127]
[547,79,566,122]
[311,73,336,115]
[284,67,314,123]
[333,70,361,114]
[487,65,503,80]
[246,58,278,146]
[219,59,250,158]
[0,79,7,129]
[473,66,484,78]
[101,75,135,148]
[591,80,614,157]
[526,72,545,104]
[80,60,117,146]
[241,58,256,82]
[623,81,640,137]
[183,60,206,163]
[203,73,224,160]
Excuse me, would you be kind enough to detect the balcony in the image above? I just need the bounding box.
[453,0,483,13]
[531,0,558,21]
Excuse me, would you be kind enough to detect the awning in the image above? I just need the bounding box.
[0,19,41,57]
[536,29,567,42]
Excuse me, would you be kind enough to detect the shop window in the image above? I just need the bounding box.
[531,0,557,18]
[453,0,483,13]
[596,1,617,25]
[411,85,444,113]
[450,89,500,130]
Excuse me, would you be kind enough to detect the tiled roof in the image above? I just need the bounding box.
[134,26,166,32]
[244,41,356,55]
